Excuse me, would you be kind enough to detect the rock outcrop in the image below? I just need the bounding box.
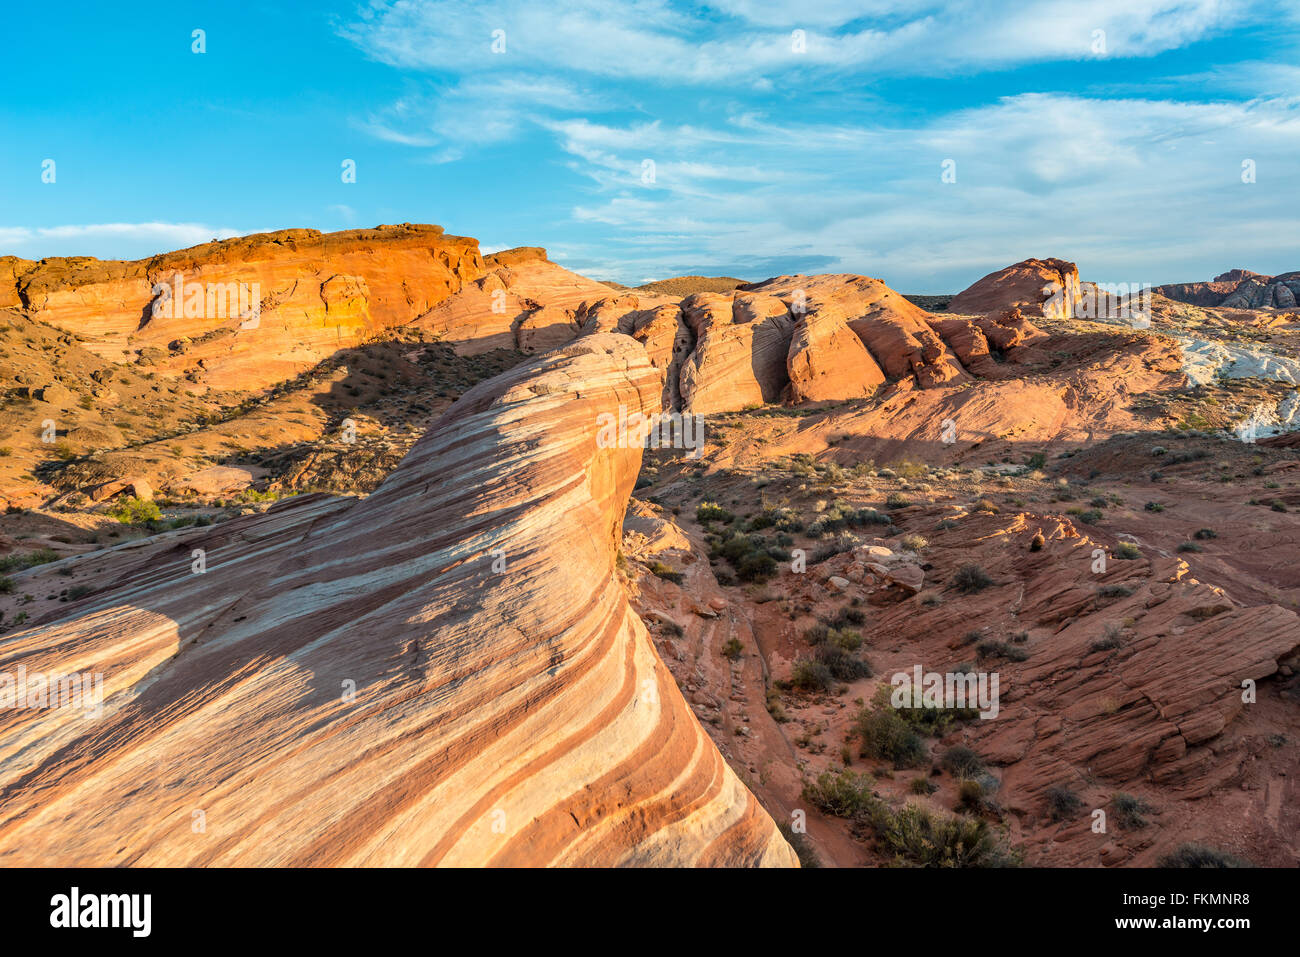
[949,257,1082,319]
[2,225,485,391]
[1156,270,1300,310]
[0,334,796,867]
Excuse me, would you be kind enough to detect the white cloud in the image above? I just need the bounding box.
[544,94,1300,288]
[0,223,243,260]
[341,0,1258,83]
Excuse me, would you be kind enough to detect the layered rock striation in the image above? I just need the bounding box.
[0,334,796,867]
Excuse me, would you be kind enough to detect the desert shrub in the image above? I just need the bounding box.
[1157,843,1250,868]
[910,776,937,795]
[0,577,13,594]
[976,640,1028,662]
[1096,584,1133,598]
[899,533,928,552]
[873,803,1015,868]
[647,560,683,585]
[1079,509,1103,524]
[1114,541,1141,560]
[855,508,893,526]
[1029,532,1044,551]
[1026,452,1047,469]
[660,620,684,638]
[736,551,777,582]
[696,501,734,524]
[956,778,986,811]
[1177,541,1202,552]
[814,642,872,681]
[1045,786,1083,822]
[803,769,878,818]
[1111,792,1152,830]
[1090,623,1125,652]
[108,496,161,525]
[788,659,835,693]
[1144,501,1164,512]
[1194,528,1217,539]
[720,637,744,660]
[810,536,857,563]
[65,584,93,600]
[778,823,822,868]
[834,606,866,626]
[941,745,985,777]
[0,549,58,573]
[974,498,999,513]
[952,563,993,593]
[885,492,910,509]
[855,705,927,768]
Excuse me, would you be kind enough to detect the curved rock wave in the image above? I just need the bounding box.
[0,334,796,867]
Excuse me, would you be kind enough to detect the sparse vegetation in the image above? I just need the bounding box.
[952,563,994,593]
[1111,792,1152,830]
[1046,786,1083,822]
[646,560,683,585]
[107,496,162,525]
[1158,843,1250,868]
[801,768,876,818]
[1115,541,1141,560]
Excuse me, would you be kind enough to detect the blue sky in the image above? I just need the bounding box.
[2,0,1297,291]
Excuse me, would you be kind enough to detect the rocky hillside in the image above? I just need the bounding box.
[2,226,1298,868]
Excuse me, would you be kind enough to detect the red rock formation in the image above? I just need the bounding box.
[4,225,485,391]
[0,334,795,867]
[949,257,1082,319]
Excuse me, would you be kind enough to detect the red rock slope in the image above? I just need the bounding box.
[0,333,796,867]
[1,224,485,390]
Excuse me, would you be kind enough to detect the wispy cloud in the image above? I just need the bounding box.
[342,0,1258,82]
[0,223,243,260]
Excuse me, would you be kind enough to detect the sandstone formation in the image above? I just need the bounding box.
[948,257,1082,319]
[2,225,485,391]
[0,335,796,867]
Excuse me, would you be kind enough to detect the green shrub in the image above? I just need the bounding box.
[0,549,58,573]
[873,803,1016,867]
[788,659,835,693]
[647,560,683,585]
[855,706,927,768]
[1157,843,1250,868]
[1115,541,1141,560]
[108,496,162,525]
[801,769,877,818]
[696,501,734,524]
[720,637,744,660]
[814,643,872,681]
